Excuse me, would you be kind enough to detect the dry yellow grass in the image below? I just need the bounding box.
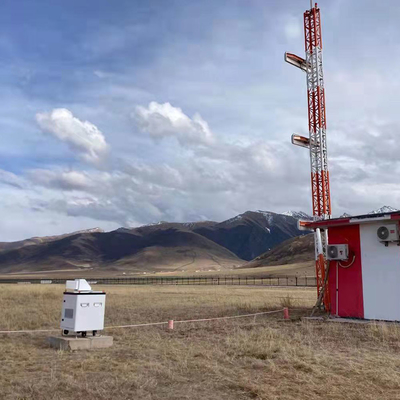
[1,285,400,400]
[0,261,315,279]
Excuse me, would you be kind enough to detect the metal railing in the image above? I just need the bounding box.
[0,275,317,287]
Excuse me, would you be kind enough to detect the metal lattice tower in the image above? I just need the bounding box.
[285,3,331,311]
[304,5,331,220]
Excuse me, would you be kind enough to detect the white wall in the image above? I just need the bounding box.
[360,222,400,321]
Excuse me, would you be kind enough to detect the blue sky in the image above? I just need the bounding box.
[2,0,400,240]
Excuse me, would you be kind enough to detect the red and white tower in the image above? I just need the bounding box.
[285,3,331,311]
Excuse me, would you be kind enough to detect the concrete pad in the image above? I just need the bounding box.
[47,335,113,351]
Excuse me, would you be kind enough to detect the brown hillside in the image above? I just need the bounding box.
[241,233,314,269]
[0,228,104,253]
[0,227,241,274]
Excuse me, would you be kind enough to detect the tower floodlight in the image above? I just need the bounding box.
[291,134,310,149]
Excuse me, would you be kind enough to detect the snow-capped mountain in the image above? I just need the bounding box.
[339,213,352,218]
[337,207,399,218]
[224,214,243,224]
[282,211,312,220]
[368,206,398,215]
[257,210,274,224]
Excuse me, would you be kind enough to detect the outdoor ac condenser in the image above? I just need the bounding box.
[377,224,399,243]
[327,244,348,260]
[60,279,106,337]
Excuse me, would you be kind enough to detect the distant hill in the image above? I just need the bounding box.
[0,227,241,274]
[192,210,308,261]
[118,210,309,262]
[0,228,104,253]
[241,234,314,269]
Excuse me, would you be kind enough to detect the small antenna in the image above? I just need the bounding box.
[310,0,313,9]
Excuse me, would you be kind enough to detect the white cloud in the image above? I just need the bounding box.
[28,169,94,191]
[0,169,25,189]
[135,102,214,146]
[35,108,109,165]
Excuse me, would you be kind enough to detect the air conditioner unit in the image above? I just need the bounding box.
[377,224,399,242]
[327,244,348,260]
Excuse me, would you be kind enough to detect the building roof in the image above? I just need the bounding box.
[299,211,400,230]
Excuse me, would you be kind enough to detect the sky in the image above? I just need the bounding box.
[1,0,400,241]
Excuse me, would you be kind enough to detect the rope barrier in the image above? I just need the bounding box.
[0,328,60,334]
[104,321,168,330]
[174,309,284,324]
[0,308,286,334]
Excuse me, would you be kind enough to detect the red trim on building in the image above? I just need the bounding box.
[300,211,400,230]
[299,218,350,230]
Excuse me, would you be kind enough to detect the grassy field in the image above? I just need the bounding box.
[0,261,315,280]
[1,285,400,399]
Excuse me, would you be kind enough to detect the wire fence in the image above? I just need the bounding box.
[0,275,317,287]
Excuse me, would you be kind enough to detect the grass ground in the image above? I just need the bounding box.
[0,261,315,280]
[1,285,400,399]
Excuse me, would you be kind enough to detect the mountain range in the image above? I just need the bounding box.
[0,210,309,274]
[0,206,396,275]
[367,206,398,214]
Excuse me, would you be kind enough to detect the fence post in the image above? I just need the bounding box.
[168,320,174,330]
[283,308,290,320]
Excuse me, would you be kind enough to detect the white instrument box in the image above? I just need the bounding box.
[60,279,106,335]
